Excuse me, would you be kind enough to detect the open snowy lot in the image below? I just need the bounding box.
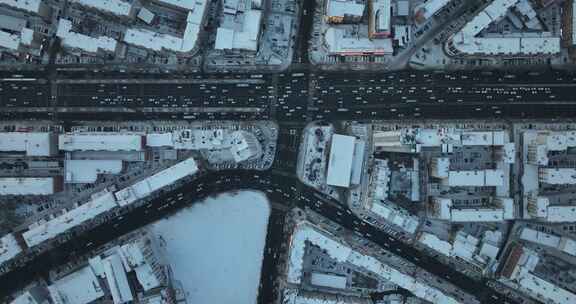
[152,191,271,304]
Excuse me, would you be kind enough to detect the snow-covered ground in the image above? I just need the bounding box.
[151,191,271,304]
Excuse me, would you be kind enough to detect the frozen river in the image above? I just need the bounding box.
[151,191,271,304]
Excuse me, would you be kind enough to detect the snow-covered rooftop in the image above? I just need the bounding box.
[559,237,576,256]
[118,243,161,291]
[546,205,576,222]
[215,9,262,51]
[287,223,459,304]
[325,27,393,55]
[0,233,21,266]
[115,158,198,206]
[65,160,123,184]
[103,254,134,304]
[418,232,452,256]
[56,19,118,53]
[69,0,134,17]
[0,27,37,51]
[519,227,561,248]
[0,177,56,195]
[518,272,576,304]
[450,208,505,222]
[23,191,118,247]
[288,224,352,284]
[326,0,365,18]
[124,1,206,53]
[370,200,420,233]
[326,134,356,188]
[48,266,105,304]
[0,132,55,156]
[0,0,44,14]
[416,0,450,19]
[448,0,560,55]
[310,272,347,289]
[539,168,576,185]
[155,0,201,10]
[59,132,143,151]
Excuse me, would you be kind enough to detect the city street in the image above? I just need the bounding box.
[1,69,574,304]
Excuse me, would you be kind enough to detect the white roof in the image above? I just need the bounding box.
[559,238,576,256]
[10,292,41,304]
[0,0,44,13]
[450,208,504,222]
[172,129,227,150]
[325,27,393,54]
[350,140,365,185]
[115,158,198,206]
[433,197,452,220]
[326,134,355,187]
[146,133,174,147]
[59,132,143,151]
[485,169,505,186]
[461,131,495,146]
[0,233,21,266]
[137,7,155,24]
[418,233,452,256]
[326,0,365,17]
[0,132,54,156]
[124,6,205,52]
[519,227,561,248]
[310,272,347,289]
[215,27,235,49]
[370,200,419,234]
[288,223,459,304]
[371,200,393,218]
[283,291,360,304]
[49,266,104,304]
[56,19,117,53]
[0,177,55,195]
[228,131,261,163]
[417,0,450,19]
[573,0,576,46]
[103,254,134,304]
[452,232,479,262]
[449,0,560,55]
[65,160,123,183]
[413,128,460,146]
[23,191,118,247]
[502,143,516,164]
[155,0,200,10]
[479,242,500,261]
[118,243,161,291]
[287,224,352,284]
[89,256,105,278]
[373,160,390,199]
[518,272,576,304]
[447,170,486,186]
[215,9,262,51]
[500,197,515,220]
[431,158,449,178]
[0,26,37,50]
[539,168,576,185]
[444,169,504,187]
[547,205,576,222]
[372,0,391,33]
[532,196,549,218]
[0,30,20,50]
[69,0,133,16]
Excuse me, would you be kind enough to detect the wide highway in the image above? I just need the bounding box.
[2,70,576,122]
